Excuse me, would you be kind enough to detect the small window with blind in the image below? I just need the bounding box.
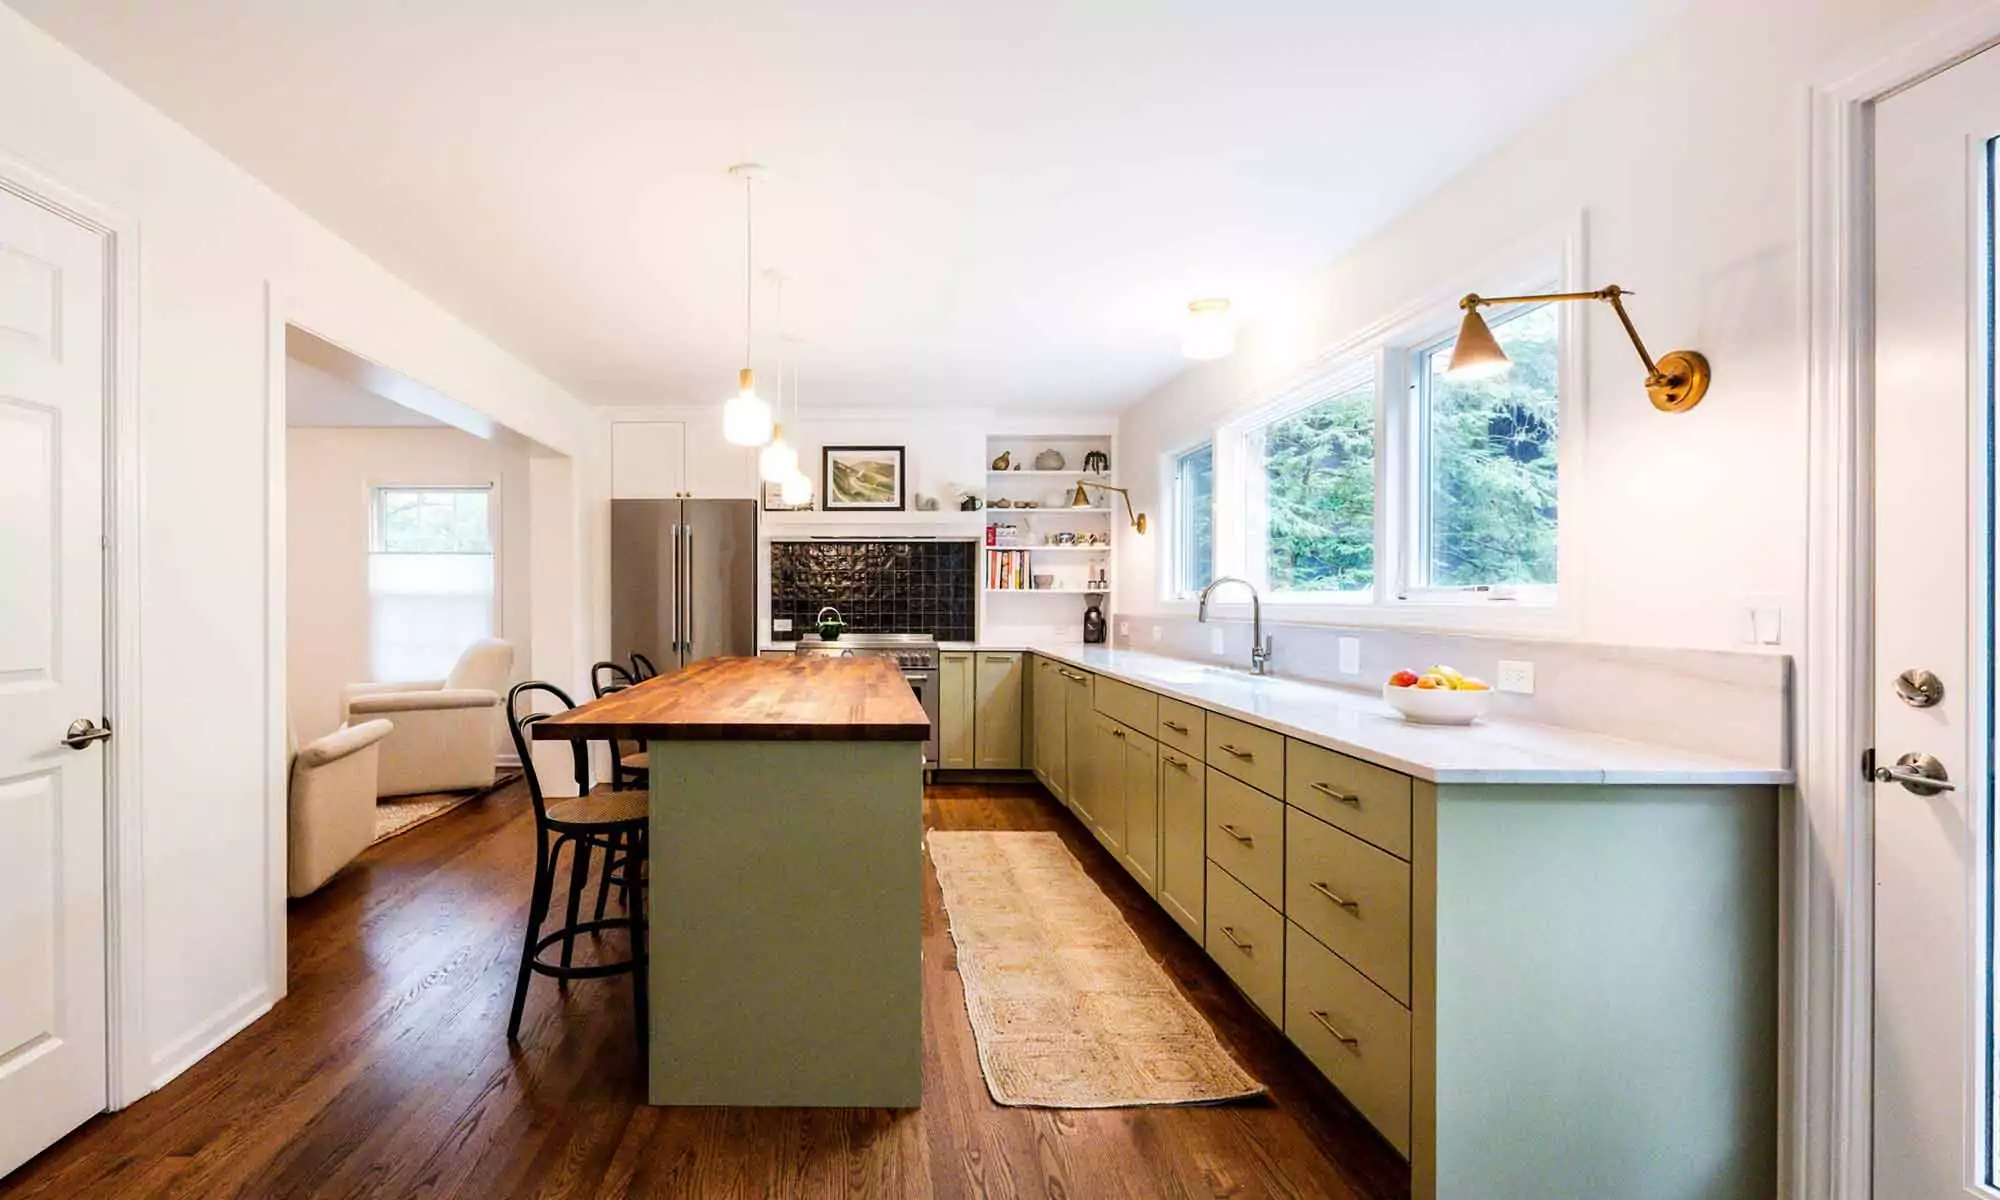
[368,486,495,682]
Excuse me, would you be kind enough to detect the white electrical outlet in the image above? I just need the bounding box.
[1118,620,1130,638]
[773,617,793,633]
[1497,660,1535,694]
[1150,624,1162,644]
[1337,637,1361,676]
[1209,627,1226,654]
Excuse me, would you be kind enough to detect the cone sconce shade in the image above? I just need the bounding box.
[1444,307,1513,379]
[1445,286,1712,413]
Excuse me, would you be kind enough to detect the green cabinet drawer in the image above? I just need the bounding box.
[1093,674,1158,739]
[1286,738,1413,861]
[1156,697,1205,760]
[1206,711,1284,796]
[1285,807,1412,1004]
[1206,861,1285,1025]
[1206,766,1284,908]
[1286,921,1412,1157]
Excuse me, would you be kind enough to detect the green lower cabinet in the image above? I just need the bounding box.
[1089,712,1128,857]
[940,652,974,770]
[1157,745,1204,939]
[1119,729,1160,895]
[1061,667,1094,818]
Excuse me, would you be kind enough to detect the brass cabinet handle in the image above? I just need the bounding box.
[1310,1010,1360,1047]
[1220,743,1254,760]
[1163,720,1189,734]
[1111,728,1126,740]
[1219,925,1254,954]
[1310,781,1360,806]
[984,655,1014,663]
[1310,881,1360,912]
[1059,669,1086,682]
[1163,753,1190,772]
[1218,823,1254,845]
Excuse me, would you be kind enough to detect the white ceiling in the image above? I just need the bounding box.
[18,1,1686,412]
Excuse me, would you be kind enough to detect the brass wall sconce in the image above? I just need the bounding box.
[1449,284,1710,413]
[1070,480,1147,534]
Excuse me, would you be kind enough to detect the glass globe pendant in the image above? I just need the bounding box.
[780,466,813,506]
[758,426,798,483]
[723,367,773,447]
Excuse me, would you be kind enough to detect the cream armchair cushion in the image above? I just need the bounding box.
[343,638,514,797]
[289,719,393,897]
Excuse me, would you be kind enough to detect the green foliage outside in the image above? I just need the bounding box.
[1258,303,1558,593]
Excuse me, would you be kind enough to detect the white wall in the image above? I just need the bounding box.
[1115,0,1927,656]
[286,425,533,743]
[0,3,593,1094]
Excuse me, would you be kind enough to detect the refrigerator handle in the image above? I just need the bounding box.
[683,525,696,651]
[670,521,685,654]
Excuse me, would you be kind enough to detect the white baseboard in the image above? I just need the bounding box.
[144,984,274,1096]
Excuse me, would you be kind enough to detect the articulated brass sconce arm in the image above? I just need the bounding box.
[1457,285,1710,413]
[1071,481,1147,534]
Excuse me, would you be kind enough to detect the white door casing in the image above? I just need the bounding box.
[0,186,110,1173]
[1871,43,1999,1199]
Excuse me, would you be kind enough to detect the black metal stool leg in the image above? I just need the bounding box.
[593,830,618,922]
[560,836,592,977]
[508,835,555,1040]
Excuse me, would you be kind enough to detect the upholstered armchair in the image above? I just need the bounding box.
[342,638,514,797]
[288,719,394,897]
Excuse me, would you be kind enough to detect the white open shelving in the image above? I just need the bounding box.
[981,432,1117,639]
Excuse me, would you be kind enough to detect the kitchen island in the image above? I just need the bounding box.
[533,655,930,1107]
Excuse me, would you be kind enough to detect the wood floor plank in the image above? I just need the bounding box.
[0,779,1409,1200]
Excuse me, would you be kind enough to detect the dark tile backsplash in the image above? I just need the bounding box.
[770,540,976,641]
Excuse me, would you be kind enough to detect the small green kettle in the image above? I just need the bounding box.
[815,606,846,641]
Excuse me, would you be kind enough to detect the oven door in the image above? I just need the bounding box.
[904,670,941,766]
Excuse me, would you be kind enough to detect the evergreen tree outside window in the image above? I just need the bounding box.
[1244,369,1375,594]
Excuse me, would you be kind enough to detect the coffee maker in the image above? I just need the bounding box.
[1082,602,1106,644]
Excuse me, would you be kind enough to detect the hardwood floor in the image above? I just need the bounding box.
[1,779,1409,1199]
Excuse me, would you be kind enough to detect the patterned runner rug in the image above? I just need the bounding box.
[928,830,1265,1107]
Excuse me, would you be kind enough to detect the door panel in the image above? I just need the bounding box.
[973,653,1023,770]
[609,500,680,671]
[0,184,109,1177]
[1121,731,1159,895]
[1872,45,2000,1196]
[1062,668,1093,816]
[940,653,974,770]
[1090,713,1128,857]
[1159,744,1205,938]
[610,420,687,499]
[680,500,757,663]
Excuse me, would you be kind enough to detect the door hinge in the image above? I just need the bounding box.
[1861,747,1876,782]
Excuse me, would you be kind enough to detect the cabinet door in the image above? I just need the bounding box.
[610,421,687,499]
[1121,731,1160,896]
[1034,659,1067,799]
[1158,745,1205,939]
[973,653,1023,769]
[680,409,758,499]
[1089,714,1129,857]
[940,652,975,770]
[1061,668,1094,817]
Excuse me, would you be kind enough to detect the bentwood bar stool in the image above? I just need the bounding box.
[590,660,651,790]
[505,681,649,1050]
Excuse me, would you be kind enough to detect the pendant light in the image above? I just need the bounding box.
[758,273,801,482]
[721,163,774,446]
[779,338,814,506]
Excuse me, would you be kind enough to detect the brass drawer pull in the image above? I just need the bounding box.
[1310,781,1360,806]
[1059,669,1086,682]
[1309,1010,1360,1047]
[1310,881,1360,912]
[1163,753,1190,772]
[1219,743,1255,760]
[984,655,1014,663]
[1163,720,1190,734]
[1219,925,1254,954]
[1218,823,1254,846]
[1111,728,1127,740]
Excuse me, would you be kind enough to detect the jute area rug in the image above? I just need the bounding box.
[928,830,1265,1107]
[371,773,519,845]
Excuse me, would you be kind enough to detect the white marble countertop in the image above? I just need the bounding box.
[1015,644,1792,787]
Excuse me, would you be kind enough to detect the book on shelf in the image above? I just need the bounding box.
[985,548,1030,589]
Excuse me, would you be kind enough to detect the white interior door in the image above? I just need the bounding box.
[0,184,109,1175]
[1872,45,2000,1197]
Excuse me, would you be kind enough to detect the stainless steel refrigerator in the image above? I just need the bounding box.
[610,499,759,672]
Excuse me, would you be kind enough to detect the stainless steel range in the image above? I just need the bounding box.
[792,632,941,766]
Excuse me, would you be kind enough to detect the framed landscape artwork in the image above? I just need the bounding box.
[822,445,906,511]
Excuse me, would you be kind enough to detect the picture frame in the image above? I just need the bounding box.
[761,480,814,512]
[821,445,906,511]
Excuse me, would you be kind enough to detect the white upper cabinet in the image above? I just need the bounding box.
[610,417,756,500]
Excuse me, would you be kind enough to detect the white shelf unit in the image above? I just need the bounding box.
[981,432,1117,641]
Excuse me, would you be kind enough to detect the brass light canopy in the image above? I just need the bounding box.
[1073,480,1147,534]
[1449,284,1711,413]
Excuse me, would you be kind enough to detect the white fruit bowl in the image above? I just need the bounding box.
[1382,683,1494,726]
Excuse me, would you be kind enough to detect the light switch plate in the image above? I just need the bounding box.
[1337,637,1361,676]
[1497,659,1535,694]
[1209,627,1226,654]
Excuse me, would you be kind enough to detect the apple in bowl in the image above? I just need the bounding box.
[1383,665,1494,725]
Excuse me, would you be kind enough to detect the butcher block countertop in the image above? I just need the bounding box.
[531,656,931,742]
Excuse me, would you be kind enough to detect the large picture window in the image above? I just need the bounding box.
[1413,301,1559,592]
[1244,368,1375,595]
[1172,442,1214,597]
[368,486,495,681]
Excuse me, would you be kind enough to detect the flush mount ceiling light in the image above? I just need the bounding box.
[757,273,800,483]
[721,163,774,446]
[1181,297,1235,361]
[1448,284,1711,412]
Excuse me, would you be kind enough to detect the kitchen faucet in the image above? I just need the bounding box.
[1196,576,1272,676]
